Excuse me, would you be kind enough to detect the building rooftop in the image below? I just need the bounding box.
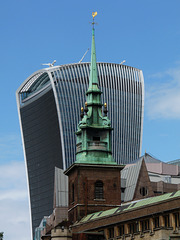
[168,159,180,166]
[127,153,180,176]
[77,190,180,225]
[121,159,143,202]
[132,152,161,164]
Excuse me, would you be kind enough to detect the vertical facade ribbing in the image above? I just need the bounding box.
[16,62,144,236]
[17,62,144,169]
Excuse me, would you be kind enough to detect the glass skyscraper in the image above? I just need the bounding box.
[16,62,144,235]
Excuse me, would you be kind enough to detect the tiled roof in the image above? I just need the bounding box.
[78,190,180,224]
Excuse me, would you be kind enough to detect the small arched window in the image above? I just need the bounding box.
[72,183,74,202]
[140,186,148,196]
[94,181,104,199]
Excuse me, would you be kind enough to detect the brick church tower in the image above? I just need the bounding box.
[65,13,124,223]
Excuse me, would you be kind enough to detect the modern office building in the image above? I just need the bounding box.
[16,62,144,235]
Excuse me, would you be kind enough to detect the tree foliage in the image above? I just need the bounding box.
[0,232,3,240]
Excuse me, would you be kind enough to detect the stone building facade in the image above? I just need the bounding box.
[72,191,180,240]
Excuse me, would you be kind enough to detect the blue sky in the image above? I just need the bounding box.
[0,0,180,239]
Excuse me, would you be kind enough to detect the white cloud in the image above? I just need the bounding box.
[0,161,26,189]
[0,189,28,201]
[0,161,31,240]
[145,64,180,119]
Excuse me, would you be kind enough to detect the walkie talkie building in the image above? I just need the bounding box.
[16,62,144,235]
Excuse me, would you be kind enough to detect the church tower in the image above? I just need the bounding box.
[65,13,124,223]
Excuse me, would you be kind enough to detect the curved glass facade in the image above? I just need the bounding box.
[19,88,63,234]
[16,62,144,235]
[49,63,144,168]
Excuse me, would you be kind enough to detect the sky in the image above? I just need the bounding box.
[0,0,180,239]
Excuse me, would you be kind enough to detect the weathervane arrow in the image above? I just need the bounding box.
[92,11,97,29]
[92,11,97,19]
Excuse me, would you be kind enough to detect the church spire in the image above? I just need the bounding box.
[75,12,116,165]
[86,22,101,95]
[86,12,101,106]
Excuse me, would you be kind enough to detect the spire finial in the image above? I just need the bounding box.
[86,11,100,96]
[92,11,97,30]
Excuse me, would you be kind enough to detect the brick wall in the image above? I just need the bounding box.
[67,164,122,223]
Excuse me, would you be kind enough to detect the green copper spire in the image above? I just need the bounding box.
[86,28,101,96]
[75,13,116,165]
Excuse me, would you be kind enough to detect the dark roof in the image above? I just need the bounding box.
[131,153,162,164]
[167,159,180,166]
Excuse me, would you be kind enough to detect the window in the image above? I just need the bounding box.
[118,225,124,236]
[141,219,149,231]
[154,216,159,228]
[140,187,148,196]
[108,228,114,239]
[164,215,170,228]
[129,222,139,234]
[174,213,179,228]
[72,183,74,202]
[93,136,100,141]
[95,181,103,199]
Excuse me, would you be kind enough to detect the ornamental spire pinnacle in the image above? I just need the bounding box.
[86,11,101,97]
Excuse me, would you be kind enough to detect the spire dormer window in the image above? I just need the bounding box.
[93,136,100,141]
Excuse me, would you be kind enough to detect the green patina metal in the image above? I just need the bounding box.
[75,26,116,165]
[86,28,101,96]
[78,190,180,224]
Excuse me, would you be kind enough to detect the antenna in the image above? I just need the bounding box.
[79,48,89,63]
[41,60,56,67]
[120,60,126,65]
